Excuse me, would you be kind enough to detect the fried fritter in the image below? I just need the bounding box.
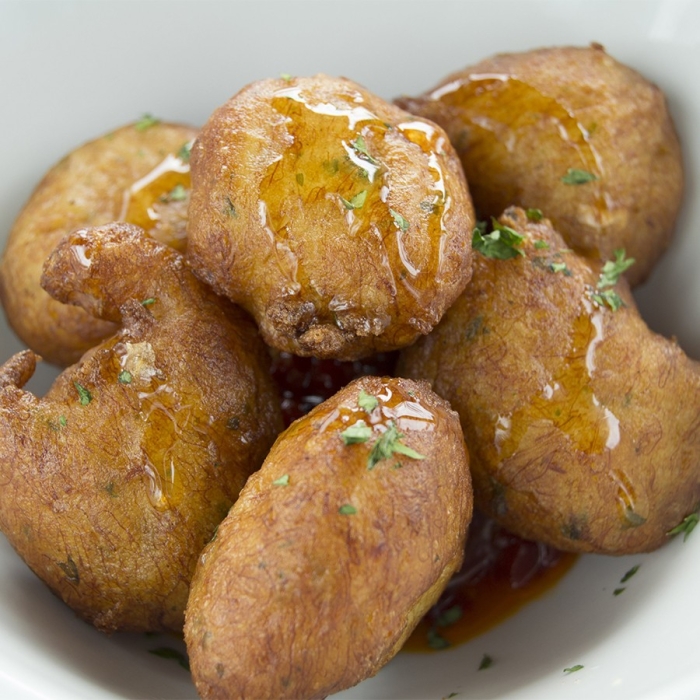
[0,223,282,633]
[0,121,197,366]
[187,74,474,360]
[398,207,700,555]
[185,376,472,699]
[396,44,684,285]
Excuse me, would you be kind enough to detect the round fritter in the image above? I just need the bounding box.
[185,376,472,700]
[398,207,700,555]
[0,223,282,633]
[187,74,475,360]
[0,120,197,366]
[396,44,684,286]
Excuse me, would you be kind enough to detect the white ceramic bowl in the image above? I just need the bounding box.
[0,2,698,698]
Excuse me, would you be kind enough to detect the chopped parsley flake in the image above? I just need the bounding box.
[148,647,190,671]
[549,261,570,275]
[164,184,187,202]
[338,504,357,515]
[561,168,597,185]
[613,587,626,596]
[135,113,160,132]
[591,289,624,312]
[667,512,699,541]
[599,249,635,288]
[390,209,410,232]
[534,240,550,250]
[358,390,378,414]
[280,73,293,82]
[118,370,132,385]
[351,135,379,165]
[479,654,493,670]
[141,297,156,306]
[59,415,67,427]
[74,382,92,405]
[436,605,463,627]
[272,474,290,487]
[340,420,372,444]
[341,190,367,210]
[177,141,192,162]
[526,208,544,221]
[564,665,584,674]
[427,628,450,650]
[472,219,525,260]
[620,564,640,583]
[367,421,425,470]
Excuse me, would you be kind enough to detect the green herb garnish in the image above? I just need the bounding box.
[472,219,525,260]
[148,647,190,671]
[534,240,550,250]
[338,504,357,515]
[549,261,570,275]
[118,370,132,385]
[478,654,493,670]
[177,141,192,162]
[74,382,92,406]
[59,415,67,427]
[526,208,544,221]
[564,665,584,674]
[272,474,290,487]
[341,190,367,210]
[599,249,635,287]
[390,209,410,232]
[561,168,597,185]
[435,605,463,627]
[591,289,624,311]
[367,422,425,470]
[141,297,156,306]
[164,184,187,202]
[340,420,372,445]
[351,135,379,165]
[667,512,699,541]
[280,72,293,82]
[135,113,160,132]
[358,390,378,414]
[427,628,450,650]
[613,587,626,596]
[620,564,640,583]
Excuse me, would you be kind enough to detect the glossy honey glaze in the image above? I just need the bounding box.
[257,83,452,328]
[270,351,578,652]
[119,150,191,249]
[428,74,612,230]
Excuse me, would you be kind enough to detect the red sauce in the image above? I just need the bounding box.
[270,351,578,651]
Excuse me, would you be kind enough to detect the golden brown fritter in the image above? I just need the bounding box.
[187,74,475,360]
[0,120,197,366]
[185,376,472,699]
[398,207,700,555]
[0,223,282,633]
[396,44,684,286]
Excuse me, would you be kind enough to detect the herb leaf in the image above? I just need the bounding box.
[478,654,493,670]
[367,422,425,470]
[351,135,379,165]
[118,370,132,385]
[561,168,597,185]
[591,289,624,312]
[74,382,92,406]
[613,587,626,596]
[164,184,187,202]
[272,474,290,487]
[620,564,640,583]
[598,249,635,288]
[141,297,156,307]
[549,261,570,275]
[472,219,525,260]
[135,113,160,132]
[340,420,372,445]
[358,390,379,414]
[526,208,544,221]
[563,665,584,674]
[427,628,450,650]
[534,240,550,250]
[667,512,699,541]
[338,504,357,515]
[435,605,463,627]
[341,190,367,210]
[177,141,192,162]
[148,647,190,671]
[390,209,410,232]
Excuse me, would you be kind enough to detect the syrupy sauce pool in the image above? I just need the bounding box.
[270,350,578,652]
